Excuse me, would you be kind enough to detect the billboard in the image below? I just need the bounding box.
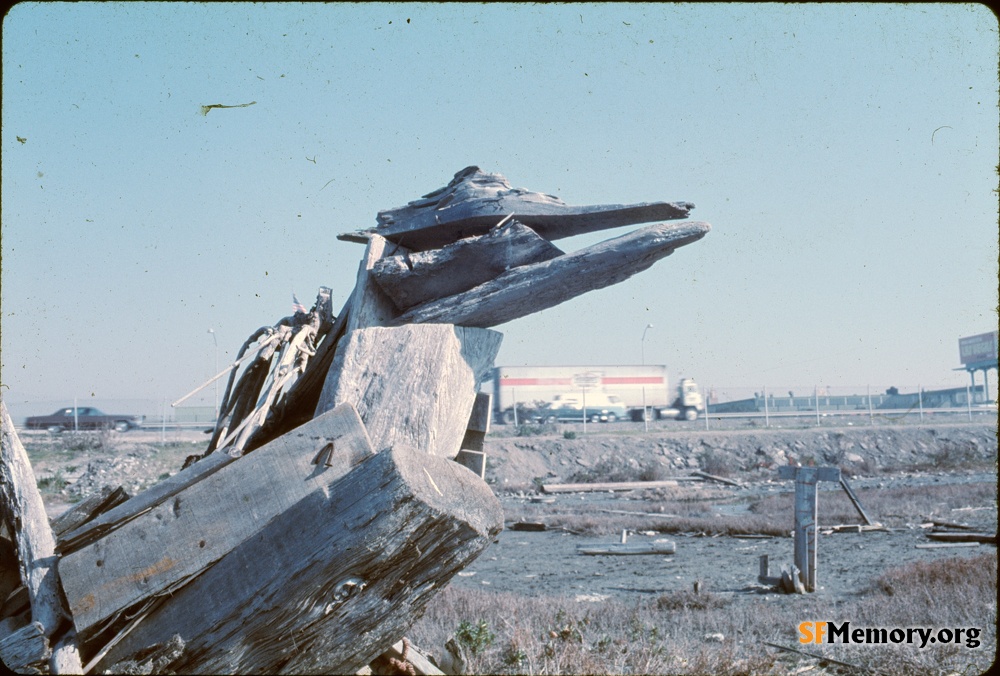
[958,331,999,366]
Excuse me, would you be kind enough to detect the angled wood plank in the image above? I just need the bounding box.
[315,324,502,458]
[392,221,711,328]
[51,486,130,540]
[339,166,694,251]
[94,445,504,675]
[57,448,237,556]
[58,404,375,637]
[370,220,563,310]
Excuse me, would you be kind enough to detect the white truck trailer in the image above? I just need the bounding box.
[490,365,703,423]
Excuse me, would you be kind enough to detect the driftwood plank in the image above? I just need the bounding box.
[315,324,502,458]
[370,220,563,310]
[57,448,237,555]
[576,540,676,556]
[925,531,996,544]
[541,479,699,494]
[51,485,129,540]
[392,221,711,328]
[1,401,83,674]
[0,621,50,673]
[340,166,695,251]
[94,445,504,675]
[58,403,375,637]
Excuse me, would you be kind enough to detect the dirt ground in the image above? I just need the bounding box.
[25,420,997,603]
[452,471,996,605]
[460,420,997,604]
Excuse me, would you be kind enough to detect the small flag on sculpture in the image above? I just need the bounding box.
[292,294,307,314]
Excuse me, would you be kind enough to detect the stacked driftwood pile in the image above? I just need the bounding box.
[0,167,710,674]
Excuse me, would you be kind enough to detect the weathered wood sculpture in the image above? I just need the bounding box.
[0,166,710,674]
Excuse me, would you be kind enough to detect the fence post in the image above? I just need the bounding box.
[763,385,769,427]
[867,385,874,426]
[918,386,924,422]
[815,385,820,426]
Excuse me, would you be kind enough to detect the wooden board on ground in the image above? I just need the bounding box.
[925,531,996,544]
[392,221,711,328]
[541,478,699,494]
[58,403,375,637]
[315,324,502,458]
[94,445,504,675]
[577,540,676,556]
[371,220,563,310]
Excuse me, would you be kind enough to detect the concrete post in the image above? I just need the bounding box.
[777,465,840,592]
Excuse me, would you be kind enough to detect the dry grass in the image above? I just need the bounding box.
[411,552,997,675]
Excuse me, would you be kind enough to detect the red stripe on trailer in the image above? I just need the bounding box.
[601,377,664,385]
[500,377,575,386]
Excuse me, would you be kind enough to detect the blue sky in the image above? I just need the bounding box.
[2,2,997,416]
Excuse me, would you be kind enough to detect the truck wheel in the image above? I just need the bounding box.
[501,410,516,425]
[683,409,698,421]
[606,413,618,422]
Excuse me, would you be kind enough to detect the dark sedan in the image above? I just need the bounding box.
[25,407,145,433]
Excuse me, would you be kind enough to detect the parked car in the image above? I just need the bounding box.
[25,407,145,433]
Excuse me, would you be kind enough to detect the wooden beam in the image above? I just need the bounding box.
[0,401,83,674]
[925,532,996,544]
[0,621,50,673]
[369,639,445,676]
[57,448,238,556]
[93,445,504,675]
[391,221,710,328]
[370,220,563,310]
[691,471,743,487]
[838,476,874,526]
[454,450,486,480]
[315,324,502,458]
[541,479,699,494]
[576,540,676,556]
[58,403,375,637]
[50,486,129,540]
[339,166,695,251]
[915,542,981,549]
[459,392,491,453]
